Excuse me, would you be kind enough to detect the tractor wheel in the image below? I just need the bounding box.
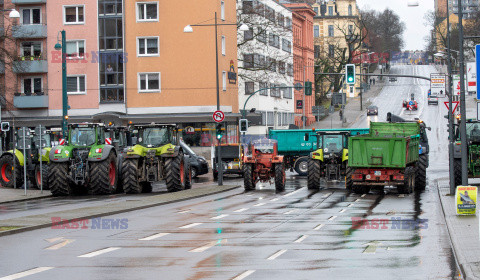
[141,182,152,193]
[294,157,309,176]
[213,170,218,181]
[122,159,142,194]
[34,164,49,190]
[184,164,192,190]
[307,158,321,190]
[244,164,255,191]
[165,152,186,192]
[398,166,414,194]
[49,162,70,196]
[345,167,354,191]
[90,152,117,195]
[274,164,285,192]
[415,154,428,191]
[191,166,198,178]
[0,155,23,188]
[453,158,462,187]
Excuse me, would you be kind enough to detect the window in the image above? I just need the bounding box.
[259,82,268,95]
[255,1,265,17]
[314,7,318,15]
[348,25,353,35]
[222,71,226,91]
[243,54,254,68]
[21,42,42,57]
[314,45,320,58]
[285,17,292,29]
[221,36,226,56]
[66,40,85,59]
[99,0,122,15]
[282,39,291,53]
[21,77,42,95]
[314,25,319,37]
[138,73,161,92]
[328,6,333,15]
[348,4,353,16]
[100,89,124,103]
[137,2,158,21]
[277,13,284,27]
[328,25,334,37]
[67,75,86,95]
[269,33,280,48]
[243,0,254,14]
[244,28,253,40]
[270,84,280,97]
[267,57,276,72]
[245,82,254,95]
[278,62,286,74]
[265,6,275,22]
[287,64,293,77]
[99,18,123,50]
[137,37,159,56]
[221,1,225,20]
[329,44,335,57]
[258,29,267,43]
[64,6,84,24]
[21,8,41,25]
[283,87,292,99]
[267,112,274,126]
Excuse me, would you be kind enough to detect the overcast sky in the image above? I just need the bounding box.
[357,0,434,51]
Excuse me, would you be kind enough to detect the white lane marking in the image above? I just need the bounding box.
[234,208,249,213]
[258,197,264,200]
[321,193,332,198]
[283,187,306,197]
[0,267,54,280]
[284,209,296,214]
[267,249,288,260]
[189,241,218,253]
[348,203,354,208]
[254,203,266,207]
[355,198,361,202]
[179,223,203,229]
[270,197,280,201]
[78,247,120,258]
[361,194,366,198]
[139,232,170,241]
[328,216,337,221]
[177,209,191,214]
[339,209,346,213]
[294,235,309,243]
[45,239,74,250]
[232,270,256,280]
[211,214,229,220]
[314,224,324,230]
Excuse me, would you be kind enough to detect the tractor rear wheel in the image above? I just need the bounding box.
[453,158,462,187]
[49,162,70,196]
[244,164,255,191]
[345,167,354,191]
[415,154,428,191]
[34,164,49,190]
[307,158,321,190]
[90,152,117,195]
[184,164,192,190]
[398,166,414,194]
[165,152,186,192]
[0,155,23,188]
[122,159,142,194]
[274,164,285,192]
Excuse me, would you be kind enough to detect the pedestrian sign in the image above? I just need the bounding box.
[456,186,477,215]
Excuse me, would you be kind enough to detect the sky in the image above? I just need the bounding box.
[356,0,435,51]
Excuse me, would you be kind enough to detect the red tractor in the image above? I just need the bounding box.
[243,139,285,191]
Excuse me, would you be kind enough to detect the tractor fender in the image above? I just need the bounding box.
[88,145,116,162]
[1,150,24,166]
[160,146,180,158]
[342,149,348,162]
[271,155,284,164]
[310,149,324,161]
[49,145,71,163]
[453,144,462,158]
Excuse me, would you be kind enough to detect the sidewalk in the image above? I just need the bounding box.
[0,187,51,204]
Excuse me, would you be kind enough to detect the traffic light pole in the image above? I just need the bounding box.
[61,30,68,138]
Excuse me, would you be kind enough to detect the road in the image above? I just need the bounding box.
[0,65,461,280]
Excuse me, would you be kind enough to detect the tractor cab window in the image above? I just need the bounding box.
[467,123,480,142]
[33,134,52,148]
[70,127,96,146]
[140,127,172,147]
[322,135,343,153]
[252,139,276,154]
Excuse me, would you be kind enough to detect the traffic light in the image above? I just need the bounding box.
[304,81,313,96]
[1,122,9,132]
[216,124,223,140]
[239,119,248,133]
[345,64,355,85]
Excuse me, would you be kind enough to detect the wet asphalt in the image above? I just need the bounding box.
[0,65,462,280]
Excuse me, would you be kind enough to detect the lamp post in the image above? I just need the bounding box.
[54,31,68,138]
[184,13,248,186]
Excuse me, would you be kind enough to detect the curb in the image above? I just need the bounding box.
[0,193,52,205]
[0,185,240,237]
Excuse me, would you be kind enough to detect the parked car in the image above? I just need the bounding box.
[367,105,378,116]
[389,77,397,82]
[180,140,209,178]
[428,95,438,105]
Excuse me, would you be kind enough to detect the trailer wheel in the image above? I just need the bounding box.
[294,157,309,176]
[415,154,428,191]
[453,158,462,187]
[274,164,285,192]
[244,164,255,191]
[345,167,354,190]
[307,158,321,190]
[352,184,370,194]
[398,166,414,194]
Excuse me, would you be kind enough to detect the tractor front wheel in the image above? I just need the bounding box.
[49,162,70,196]
[244,164,255,191]
[274,164,285,192]
[34,164,49,190]
[165,152,186,192]
[90,152,117,195]
[0,155,23,188]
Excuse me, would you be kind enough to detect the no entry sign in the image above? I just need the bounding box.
[213,110,225,123]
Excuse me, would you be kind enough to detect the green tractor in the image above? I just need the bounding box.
[453,119,480,186]
[306,131,350,190]
[48,123,118,196]
[0,128,52,189]
[121,124,191,194]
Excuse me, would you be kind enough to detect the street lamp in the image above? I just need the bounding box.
[183,13,248,186]
[54,30,68,137]
[407,1,419,7]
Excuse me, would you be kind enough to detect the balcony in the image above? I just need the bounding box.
[13,57,47,73]
[14,92,48,109]
[12,25,47,38]
[12,0,46,4]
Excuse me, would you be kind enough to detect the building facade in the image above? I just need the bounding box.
[237,0,295,137]
[436,0,479,19]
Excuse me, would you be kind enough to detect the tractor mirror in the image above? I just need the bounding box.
[304,133,309,141]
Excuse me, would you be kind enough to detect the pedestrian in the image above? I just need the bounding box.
[373,78,376,85]
[339,109,343,121]
[369,78,372,85]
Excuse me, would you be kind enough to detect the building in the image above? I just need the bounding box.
[237,0,295,137]
[436,0,479,19]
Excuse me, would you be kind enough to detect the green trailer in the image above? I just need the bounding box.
[346,122,425,194]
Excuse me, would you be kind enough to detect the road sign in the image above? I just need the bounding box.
[17,127,31,150]
[476,44,480,99]
[467,62,477,93]
[213,110,225,123]
[296,100,303,109]
[1,122,9,132]
[294,82,303,91]
[430,74,446,98]
[477,102,480,121]
[444,101,460,114]
[453,74,461,95]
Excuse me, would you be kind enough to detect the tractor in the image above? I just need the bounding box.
[0,128,53,189]
[48,123,118,196]
[453,119,480,187]
[306,131,350,190]
[243,139,285,191]
[121,124,191,194]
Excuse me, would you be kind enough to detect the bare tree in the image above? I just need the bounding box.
[360,8,405,53]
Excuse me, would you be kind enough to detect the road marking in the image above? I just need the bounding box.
[284,209,296,214]
[189,241,219,253]
[0,267,54,280]
[361,194,366,198]
[211,214,229,220]
[45,237,64,243]
[363,241,383,254]
[294,235,308,243]
[78,247,120,258]
[398,194,405,198]
[139,232,170,241]
[328,216,337,221]
[283,187,305,197]
[314,224,324,230]
[270,197,280,201]
[45,239,74,250]
[267,249,287,260]
[321,193,332,198]
[339,209,346,213]
[355,198,361,202]
[177,209,191,214]
[232,270,256,280]
[254,203,266,207]
[234,208,249,213]
[348,203,354,208]
[179,223,203,229]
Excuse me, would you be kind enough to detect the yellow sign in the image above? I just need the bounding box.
[456,186,477,215]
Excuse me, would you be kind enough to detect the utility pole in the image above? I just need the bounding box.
[446,0,456,194]
[458,0,468,185]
